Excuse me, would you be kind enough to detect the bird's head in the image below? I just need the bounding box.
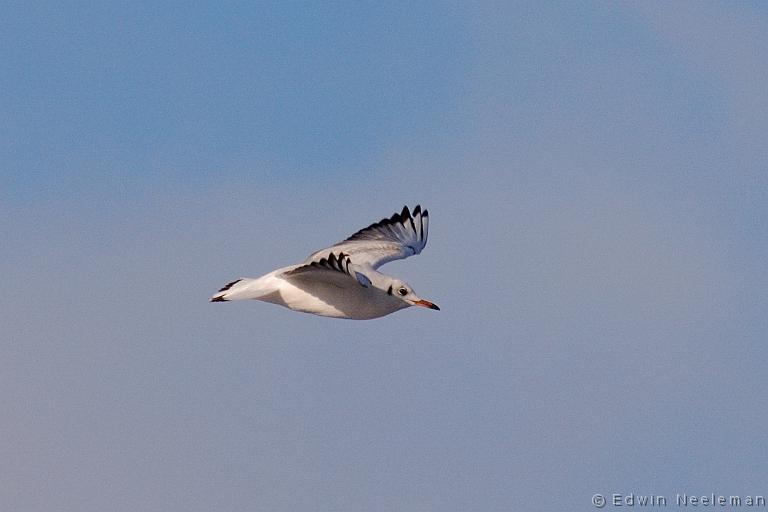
[386,279,440,311]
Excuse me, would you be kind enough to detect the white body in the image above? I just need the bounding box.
[217,267,410,319]
[210,205,439,320]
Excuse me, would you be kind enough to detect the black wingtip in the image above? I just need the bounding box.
[210,296,228,302]
[344,205,427,242]
[218,279,242,293]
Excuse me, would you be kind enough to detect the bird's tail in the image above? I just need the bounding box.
[210,278,268,302]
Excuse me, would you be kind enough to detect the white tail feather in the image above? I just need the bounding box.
[210,277,269,302]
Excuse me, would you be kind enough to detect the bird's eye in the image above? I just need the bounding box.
[398,287,408,296]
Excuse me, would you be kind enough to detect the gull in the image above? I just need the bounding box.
[210,205,440,320]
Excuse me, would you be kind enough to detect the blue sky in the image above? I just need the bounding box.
[2,2,768,511]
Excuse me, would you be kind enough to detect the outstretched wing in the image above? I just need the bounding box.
[285,251,373,288]
[305,205,429,269]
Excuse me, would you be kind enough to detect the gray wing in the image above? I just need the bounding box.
[305,205,429,269]
[284,251,373,288]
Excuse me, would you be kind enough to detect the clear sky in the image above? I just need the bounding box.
[2,2,768,511]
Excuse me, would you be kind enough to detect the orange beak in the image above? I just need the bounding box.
[414,299,440,310]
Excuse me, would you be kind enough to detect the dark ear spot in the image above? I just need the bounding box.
[387,285,393,295]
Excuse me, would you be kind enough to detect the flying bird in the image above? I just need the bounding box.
[210,205,439,320]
